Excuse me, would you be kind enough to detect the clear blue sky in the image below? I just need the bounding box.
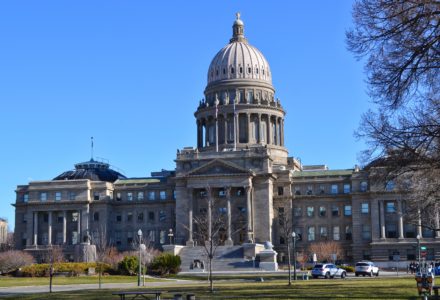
[0,1,371,230]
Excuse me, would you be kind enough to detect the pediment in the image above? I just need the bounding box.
[187,159,251,176]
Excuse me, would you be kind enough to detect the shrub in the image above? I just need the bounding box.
[0,250,35,274]
[339,265,355,273]
[19,262,113,277]
[118,256,138,275]
[149,253,181,276]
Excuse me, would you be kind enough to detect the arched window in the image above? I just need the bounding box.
[231,67,234,74]
[240,67,243,73]
[261,121,267,143]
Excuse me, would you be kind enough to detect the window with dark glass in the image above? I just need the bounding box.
[94,192,100,200]
[93,212,99,222]
[319,206,326,217]
[386,223,397,238]
[345,225,352,240]
[127,212,133,222]
[138,212,144,222]
[116,193,122,201]
[307,206,314,217]
[116,215,122,222]
[148,212,155,222]
[277,186,284,196]
[293,207,302,217]
[332,205,339,217]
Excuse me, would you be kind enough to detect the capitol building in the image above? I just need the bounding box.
[13,15,440,266]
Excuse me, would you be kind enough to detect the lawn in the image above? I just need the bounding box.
[0,275,158,287]
[0,277,422,299]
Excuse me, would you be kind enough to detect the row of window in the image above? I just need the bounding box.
[116,190,173,201]
[113,229,169,246]
[286,225,355,243]
[277,182,369,197]
[293,204,355,218]
[111,210,168,223]
[210,66,269,78]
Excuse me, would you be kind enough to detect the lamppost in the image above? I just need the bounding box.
[168,229,174,245]
[292,231,297,281]
[137,229,142,287]
[417,234,421,272]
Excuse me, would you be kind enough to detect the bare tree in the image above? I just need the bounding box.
[191,186,226,293]
[278,208,294,285]
[308,241,344,263]
[346,0,440,228]
[92,224,111,289]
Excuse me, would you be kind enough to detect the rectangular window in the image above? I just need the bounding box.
[40,192,47,201]
[320,226,328,239]
[404,224,416,238]
[307,206,314,217]
[23,193,29,202]
[343,184,351,194]
[363,250,371,261]
[406,249,416,260]
[127,212,133,222]
[386,201,396,213]
[93,212,99,222]
[72,212,78,222]
[319,185,325,194]
[306,185,313,195]
[69,192,76,200]
[116,193,122,201]
[116,215,122,222]
[294,187,301,195]
[138,212,144,222]
[331,205,339,217]
[345,225,352,240]
[137,192,144,201]
[331,184,338,194]
[344,205,352,216]
[333,226,340,241]
[385,180,395,191]
[277,186,284,196]
[293,207,302,217]
[115,232,121,246]
[173,190,177,200]
[127,231,133,245]
[148,230,155,242]
[148,191,155,201]
[160,191,166,200]
[361,203,369,214]
[362,225,371,240]
[278,207,285,225]
[319,206,326,217]
[127,192,133,201]
[237,206,246,214]
[55,192,62,201]
[159,210,166,221]
[280,236,285,244]
[360,181,368,192]
[294,227,302,241]
[94,192,100,200]
[218,189,226,197]
[148,212,155,222]
[308,226,315,241]
[219,207,227,214]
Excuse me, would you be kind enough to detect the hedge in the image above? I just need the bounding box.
[20,262,112,277]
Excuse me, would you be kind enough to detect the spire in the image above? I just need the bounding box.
[230,12,247,43]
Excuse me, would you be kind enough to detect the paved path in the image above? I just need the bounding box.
[0,279,199,295]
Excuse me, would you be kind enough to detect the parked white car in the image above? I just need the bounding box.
[312,263,347,279]
[355,261,379,277]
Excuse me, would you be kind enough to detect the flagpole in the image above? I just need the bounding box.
[91,137,94,160]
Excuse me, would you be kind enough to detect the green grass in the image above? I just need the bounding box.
[0,277,423,299]
[0,275,160,287]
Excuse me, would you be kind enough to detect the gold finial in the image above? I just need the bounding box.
[236,12,241,20]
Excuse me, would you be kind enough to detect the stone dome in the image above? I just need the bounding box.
[207,14,272,86]
[53,159,126,183]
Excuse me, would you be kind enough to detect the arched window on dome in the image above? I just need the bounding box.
[231,67,234,74]
[223,68,226,75]
[248,67,252,74]
[216,69,219,76]
[239,67,243,74]
[256,68,259,74]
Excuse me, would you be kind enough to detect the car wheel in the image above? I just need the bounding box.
[355,273,359,277]
[370,271,373,277]
[325,272,330,279]
[312,275,318,279]
[376,271,379,277]
[341,272,346,279]
[362,274,365,277]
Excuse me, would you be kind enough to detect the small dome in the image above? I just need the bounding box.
[53,159,126,183]
[207,14,272,86]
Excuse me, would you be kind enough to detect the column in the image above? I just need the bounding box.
[417,209,423,238]
[246,186,253,243]
[379,200,386,239]
[187,189,194,246]
[225,187,233,246]
[62,211,67,244]
[267,116,271,144]
[247,113,251,144]
[224,114,228,144]
[196,120,201,148]
[48,211,52,245]
[77,209,81,244]
[280,118,284,146]
[398,200,404,239]
[235,113,240,146]
[33,211,38,246]
[257,114,262,143]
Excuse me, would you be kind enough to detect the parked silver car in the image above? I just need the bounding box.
[312,263,347,279]
[355,261,379,277]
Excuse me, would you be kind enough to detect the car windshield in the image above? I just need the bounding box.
[356,263,370,266]
[314,264,323,268]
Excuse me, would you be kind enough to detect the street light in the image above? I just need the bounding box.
[292,231,297,281]
[416,234,421,272]
[137,229,142,287]
[168,228,174,245]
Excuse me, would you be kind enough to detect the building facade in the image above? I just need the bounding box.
[13,15,440,265]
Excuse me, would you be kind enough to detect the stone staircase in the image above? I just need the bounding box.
[178,245,256,272]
